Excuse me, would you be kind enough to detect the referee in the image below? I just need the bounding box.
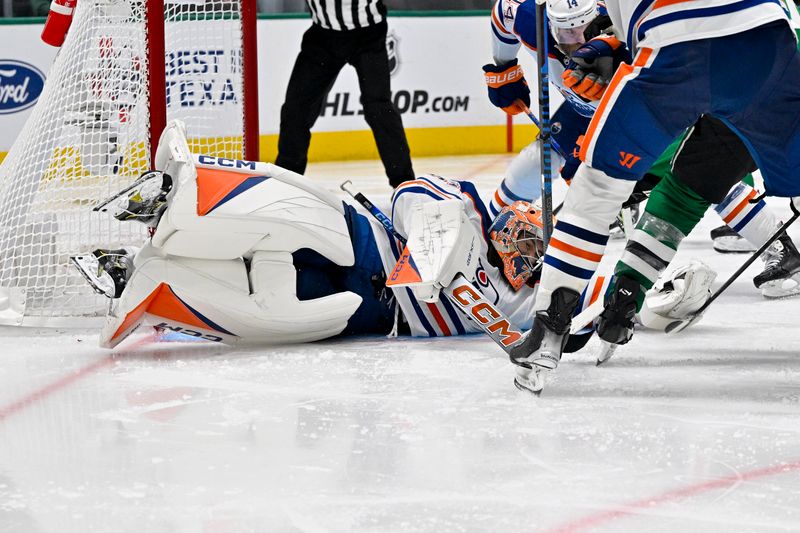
[275,0,415,187]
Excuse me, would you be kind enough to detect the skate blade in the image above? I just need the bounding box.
[93,171,165,214]
[596,341,618,366]
[665,312,702,334]
[70,255,116,298]
[513,366,547,395]
[712,236,756,254]
[761,275,800,299]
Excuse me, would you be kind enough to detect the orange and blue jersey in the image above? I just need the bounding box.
[491,0,603,118]
[606,0,790,53]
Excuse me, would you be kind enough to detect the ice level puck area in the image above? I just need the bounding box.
[0,156,799,532]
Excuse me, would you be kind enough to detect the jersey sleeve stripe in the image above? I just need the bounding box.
[493,0,514,33]
[500,181,526,202]
[417,176,459,199]
[493,23,520,45]
[638,0,782,42]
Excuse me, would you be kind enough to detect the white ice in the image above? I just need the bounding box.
[1,155,799,533]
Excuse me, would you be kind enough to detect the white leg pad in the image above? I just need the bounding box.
[100,244,362,348]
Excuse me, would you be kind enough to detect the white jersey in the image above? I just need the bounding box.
[605,0,791,53]
[371,174,609,337]
[491,0,601,118]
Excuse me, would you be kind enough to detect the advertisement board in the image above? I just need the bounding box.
[0,15,543,161]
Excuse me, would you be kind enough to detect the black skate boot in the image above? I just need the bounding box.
[753,234,800,298]
[710,224,755,253]
[71,248,134,298]
[510,287,580,394]
[597,275,641,346]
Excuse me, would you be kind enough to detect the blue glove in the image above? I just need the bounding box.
[562,36,632,101]
[483,58,530,115]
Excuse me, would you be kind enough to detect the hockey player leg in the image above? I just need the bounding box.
[514,164,634,391]
[600,172,707,346]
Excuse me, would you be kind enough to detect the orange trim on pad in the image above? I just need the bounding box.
[196,167,253,216]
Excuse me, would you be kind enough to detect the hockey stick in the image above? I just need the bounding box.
[665,200,800,334]
[515,100,566,159]
[534,0,554,248]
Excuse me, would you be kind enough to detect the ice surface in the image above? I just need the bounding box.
[1,155,799,533]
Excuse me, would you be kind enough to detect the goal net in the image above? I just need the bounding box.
[0,0,258,327]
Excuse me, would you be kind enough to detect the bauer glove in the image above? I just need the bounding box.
[562,35,632,101]
[483,59,530,115]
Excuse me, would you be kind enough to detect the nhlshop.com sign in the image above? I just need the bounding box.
[319,90,469,118]
[260,16,525,133]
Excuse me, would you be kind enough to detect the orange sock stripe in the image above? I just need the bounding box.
[549,237,604,263]
[723,190,757,224]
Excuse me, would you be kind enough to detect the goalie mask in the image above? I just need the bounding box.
[489,201,547,291]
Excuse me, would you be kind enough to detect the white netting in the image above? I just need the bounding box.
[0,0,248,326]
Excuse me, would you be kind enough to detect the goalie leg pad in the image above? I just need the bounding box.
[148,120,354,267]
[100,244,362,348]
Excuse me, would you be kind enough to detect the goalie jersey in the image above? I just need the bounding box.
[370,174,609,337]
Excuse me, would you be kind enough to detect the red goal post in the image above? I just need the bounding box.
[0,0,259,327]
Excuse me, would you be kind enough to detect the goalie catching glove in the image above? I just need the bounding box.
[562,35,631,101]
[483,59,530,115]
[387,199,481,302]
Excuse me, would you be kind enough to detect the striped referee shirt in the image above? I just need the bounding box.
[306,0,387,31]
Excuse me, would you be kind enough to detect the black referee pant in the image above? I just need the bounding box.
[276,21,415,187]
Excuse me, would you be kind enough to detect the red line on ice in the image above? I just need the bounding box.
[0,356,116,422]
[0,332,156,423]
[546,460,800,532]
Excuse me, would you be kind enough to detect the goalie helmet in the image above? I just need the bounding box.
[546,0,598,45]
[489,201,547,291]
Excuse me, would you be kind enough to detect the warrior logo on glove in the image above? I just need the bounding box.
[489,201,547,291]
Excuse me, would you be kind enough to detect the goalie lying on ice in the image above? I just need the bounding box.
[76,121,712,349]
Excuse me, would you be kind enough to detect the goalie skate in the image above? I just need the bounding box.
[754,234,800,298]
[71,249,134,299]
[93,171,173,227]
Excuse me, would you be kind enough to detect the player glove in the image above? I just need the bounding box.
[483,59,530,115]
[562,35,632,101]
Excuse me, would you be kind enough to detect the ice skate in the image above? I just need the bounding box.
[710,225,755,253]
[509,287,580,394]
[93,170,173,227]
[595,340,618,366]
[71,248,135,299]
[596,275,640,348]
[754,234,800,298]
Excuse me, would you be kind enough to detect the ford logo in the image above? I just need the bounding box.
[0,60,45,115]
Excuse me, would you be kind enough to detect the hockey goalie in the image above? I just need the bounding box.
[74,121,714,386]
